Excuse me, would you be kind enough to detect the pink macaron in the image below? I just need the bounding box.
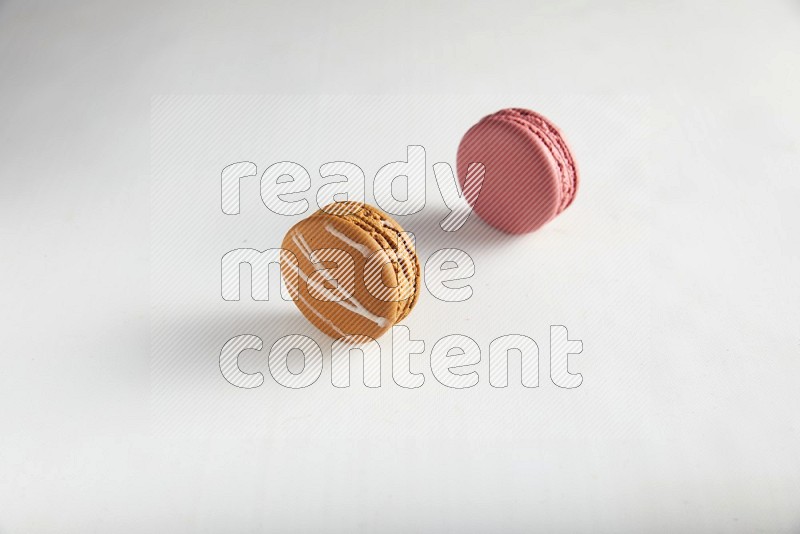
[456,108,579,234]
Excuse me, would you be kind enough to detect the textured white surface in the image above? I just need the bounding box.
[1,1,799,532]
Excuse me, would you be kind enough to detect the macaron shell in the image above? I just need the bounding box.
[281,214,400,339]
[457,116,562,234]
[498,108,579,212]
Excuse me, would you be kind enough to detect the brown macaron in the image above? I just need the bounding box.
[280,202,421,340]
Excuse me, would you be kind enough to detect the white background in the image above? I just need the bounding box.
[1,1,799,532]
